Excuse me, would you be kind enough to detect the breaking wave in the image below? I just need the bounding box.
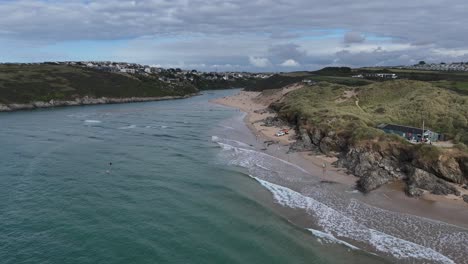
[213,135,467,263]
[84,119,101,124]
[118,124,137,129]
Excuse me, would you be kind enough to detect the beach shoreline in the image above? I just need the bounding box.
[0,93,200,112]
[211,89,468,229]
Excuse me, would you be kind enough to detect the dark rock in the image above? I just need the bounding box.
[311,128,323,145]
[336,147,405,192]
[406,185,424,197]
[319,137,334,154]
[264,140,278,147]
[261,116,287,127]
[413,156,466,185]
[463,195,468,204]
[457,156,468,183]
[407,168,461,196]
[289,127,314,152]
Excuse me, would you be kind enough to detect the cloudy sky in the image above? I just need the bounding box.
[1,0,468,71]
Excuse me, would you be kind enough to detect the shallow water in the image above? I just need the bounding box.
[0,90,388,264]
[211,96,468,264]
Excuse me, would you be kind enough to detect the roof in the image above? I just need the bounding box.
[378,123,432,134]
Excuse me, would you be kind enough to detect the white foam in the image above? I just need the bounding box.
[308,228,360,250]
[220,125,235,130]
[212,136,253,149]
[255,178,454,264]
[161,125,169,129]
[118,125,136,129]
[215,141,309,174]
[84,120,101,123]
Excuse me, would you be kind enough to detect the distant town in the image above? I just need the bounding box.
[1,61,273,84]
[387,61,468,72]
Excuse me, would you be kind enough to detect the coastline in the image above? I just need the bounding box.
[0,93,199,112]
[211,89,468,229]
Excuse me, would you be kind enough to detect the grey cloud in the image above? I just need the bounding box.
[1,0,468,70]
[268,43,307,62]
[344,32,365,44]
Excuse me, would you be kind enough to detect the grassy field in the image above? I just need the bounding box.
[0,64,198,104]
[275,80,468,145]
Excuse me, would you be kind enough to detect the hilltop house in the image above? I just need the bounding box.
[364,73,398,79]
[377,123,442,142]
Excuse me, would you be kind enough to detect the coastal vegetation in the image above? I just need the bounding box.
[275,80,468,145]
[268,79,467,194]
[0,63,260,106]
[0,64,198,104]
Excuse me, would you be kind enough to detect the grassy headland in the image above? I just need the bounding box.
[274,80,468,145]
[0,64,198,104]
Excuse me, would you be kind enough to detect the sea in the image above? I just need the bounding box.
[0,90,466,264]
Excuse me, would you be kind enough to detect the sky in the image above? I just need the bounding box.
[1,0,468,71]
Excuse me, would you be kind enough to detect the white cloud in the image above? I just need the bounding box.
[280,59,300,67]
[1,0,468,70]
[249,56,271,67]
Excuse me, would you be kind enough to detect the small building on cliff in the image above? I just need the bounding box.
[377,123,442,142]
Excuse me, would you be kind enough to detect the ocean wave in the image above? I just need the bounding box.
[214,138,309,176]
[256,178,454,263]
[84,120,101,123]
[118,125,136,129]
[308,228,360,250]
[214,137,464,263]
[212,136,254,149]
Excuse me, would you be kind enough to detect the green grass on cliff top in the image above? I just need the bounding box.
[278,80,468,144]
[0,64,198,104]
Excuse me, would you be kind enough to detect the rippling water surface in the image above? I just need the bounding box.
[0,90,388,264]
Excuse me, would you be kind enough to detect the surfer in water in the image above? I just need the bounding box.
[106,162,112,174]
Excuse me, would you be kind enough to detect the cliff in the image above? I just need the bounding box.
[268,80,468,198]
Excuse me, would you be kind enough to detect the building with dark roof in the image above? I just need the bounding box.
[377,123,443,142]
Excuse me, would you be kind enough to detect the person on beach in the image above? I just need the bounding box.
[322,162,327,177]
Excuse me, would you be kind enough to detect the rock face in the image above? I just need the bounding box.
[413,156,467,185]
[261,116,287,127]
[336,147,406,192]
[406,168,460,197]
[287,123,467,197]
[463,195,468,204]
[289,127,314,152]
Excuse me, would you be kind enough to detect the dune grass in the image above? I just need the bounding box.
[277,80,468,145]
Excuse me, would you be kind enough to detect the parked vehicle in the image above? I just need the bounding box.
[275,131,285,137]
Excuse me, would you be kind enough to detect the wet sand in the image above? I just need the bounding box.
[211,89,468,229]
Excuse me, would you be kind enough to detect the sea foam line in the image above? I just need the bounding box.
[214,139,309,174]
[308,228,360,250]
[84,119,101,123]
[254,177,454,264]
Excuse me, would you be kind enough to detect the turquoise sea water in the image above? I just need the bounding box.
[0,90,388,264]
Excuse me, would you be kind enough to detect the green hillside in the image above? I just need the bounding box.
[274,80,468,145]
[0,64,198,104]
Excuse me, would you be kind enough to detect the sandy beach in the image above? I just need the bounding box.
[211,88,468,229]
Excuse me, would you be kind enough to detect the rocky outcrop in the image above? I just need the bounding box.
[289,127,314,152]
[260,116,288,127]
[406,168,460,197]
[0,94,198,112]
[336,146,406,192]
[287,122,467,196]
[463,195,468,204]
[412,156,467,185]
